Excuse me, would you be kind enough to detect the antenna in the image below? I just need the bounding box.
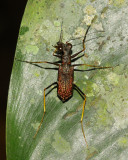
[72,35,105,46]
[68,31,105,41]
[59,20,63,42]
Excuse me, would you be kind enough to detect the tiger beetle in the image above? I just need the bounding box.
[16,22,112,147]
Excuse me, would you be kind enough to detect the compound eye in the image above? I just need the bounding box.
[59,47,62,50]
[67,43,72,49]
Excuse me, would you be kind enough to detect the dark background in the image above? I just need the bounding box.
[0,1,28,159]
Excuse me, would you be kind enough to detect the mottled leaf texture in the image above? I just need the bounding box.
[7,0,128,160]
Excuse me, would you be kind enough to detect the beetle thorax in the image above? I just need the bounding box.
[62,54,71,64]
[62,44,72,64]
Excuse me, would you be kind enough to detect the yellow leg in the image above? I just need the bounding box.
[33,88,46,138]
[73,63,113,69]
[73,84,88,147]
[81,94,88,148]
[33,82,57,138]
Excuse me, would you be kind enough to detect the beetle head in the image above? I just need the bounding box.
[53,42,64,54]
[53,42,72,55]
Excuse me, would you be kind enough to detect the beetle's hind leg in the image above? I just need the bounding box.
[74,84,88,147]
[33,82,57,138]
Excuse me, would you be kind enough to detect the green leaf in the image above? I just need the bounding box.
[7,0,128,160]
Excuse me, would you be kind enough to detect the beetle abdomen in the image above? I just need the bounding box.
[57,65,74,102]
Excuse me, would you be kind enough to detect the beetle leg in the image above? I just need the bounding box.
[74,67,113,72]
[73,84,88,147]
[52,49,61,58]
[71,54,85,62]
[71,25,91,59]
[33,82,57,138]
[15,59,60,66]
[73,63,113,69]
[81,95,88,147]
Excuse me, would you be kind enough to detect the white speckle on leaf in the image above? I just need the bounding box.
[37,90,43,96]
[86,92,94,97]
[52,130,71,153]
[92,83,100,93]
[83,15,95,26]
[101,13,106,19]
[25,45,39,55]
[118,137,128,148]
[83,81,87,85]
[107,72,120,86]
[83,5,96,15]
[31,123,40,130]
[113,106,128,130]
[93,23,104,31]
[54,20,61,27]
[33,71,40,77]
[84,75,89,79]
[30,98,35,104]
[74,27,85,38]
